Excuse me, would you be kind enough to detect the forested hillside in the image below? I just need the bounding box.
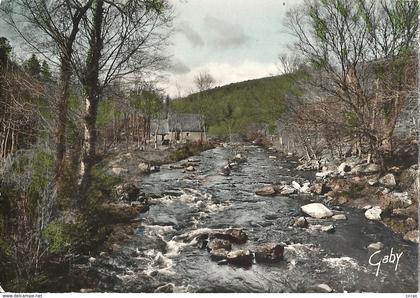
[171,72,303,138]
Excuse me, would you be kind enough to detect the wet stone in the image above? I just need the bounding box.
[207,239,232,251]
[254,244,284,263]
[368,242,384,251]
[316,284,333,293]
[210,248,230,261]
[321,225,336,233]
[154,284,174,293]
[255,185,277,196]
[226,250,253,267]
[293,217,309,228]
[213,228,248,244]
[301,203,333,219]
[332,214,347,220]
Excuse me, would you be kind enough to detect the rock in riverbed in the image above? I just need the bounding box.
[301,203,333,219]
[332,214,347,220]
[233,154,246,163]
[311,182,331,195]
[280,185,296,195]
[317,284,333,293]
[256,185,277,196]
[213,228,248,244]
[254,244,284,263]
[367,242,384,250]
[209,248,230,261]
[293,217,309,228]
[220,165,231,176]
[321,225,336,233]
[226,250,253,267]
[379,173,397,188]
[186,166,196,172]
[404,230,419,243]
[207,239,231,251]
[365,206,382,221]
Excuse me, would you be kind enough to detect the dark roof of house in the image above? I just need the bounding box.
[151,113,206,134]
[168,113,205,132]
[150,118,170,134]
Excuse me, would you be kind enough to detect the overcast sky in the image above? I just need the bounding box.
[0,0,301,97]
[163,0,300,97]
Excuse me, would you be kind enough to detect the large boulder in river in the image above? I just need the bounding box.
[301,203,333,219]
[226,250,253,267]
[207,239,231,251]
[379,173,397,188]
[364,206,382,221]
[256,186,277,196]
[254,244,284,263]
[213,228,248,244]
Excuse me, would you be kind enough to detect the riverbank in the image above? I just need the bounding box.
[264,139,419,243]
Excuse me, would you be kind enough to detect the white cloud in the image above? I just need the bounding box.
[162,61,279,98]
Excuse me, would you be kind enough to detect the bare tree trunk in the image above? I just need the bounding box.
[54,57,72,178]
[79,0,104,202]
[154,122,160,149]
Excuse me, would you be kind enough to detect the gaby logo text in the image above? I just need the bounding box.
[369,248,403,277]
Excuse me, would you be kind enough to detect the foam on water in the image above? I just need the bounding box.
[322,256,366,273]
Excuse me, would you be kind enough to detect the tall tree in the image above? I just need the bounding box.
[2,0,94,178]
[25,54,41,76]
[75,0,173,199]
[129,88,162,143]
[0,37,12,66]
[41,60,52,81]
[285,0,418,165]
[194,71,216,93]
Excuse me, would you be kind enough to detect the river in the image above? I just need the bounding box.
[90,144,418,293]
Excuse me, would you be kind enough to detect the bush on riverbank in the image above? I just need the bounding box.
[0,149,128,291]
[167,141,215,162]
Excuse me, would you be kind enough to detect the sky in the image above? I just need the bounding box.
[162,0,301,97]
[0,0,302,97]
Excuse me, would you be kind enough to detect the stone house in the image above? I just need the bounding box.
[150,113,207,144]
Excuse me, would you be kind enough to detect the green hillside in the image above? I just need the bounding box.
[171,72,302,138]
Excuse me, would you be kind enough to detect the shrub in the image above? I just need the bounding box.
[43,220,71,254]
[167,142,214,162]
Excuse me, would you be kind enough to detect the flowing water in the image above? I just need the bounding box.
[92,144,418,293]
